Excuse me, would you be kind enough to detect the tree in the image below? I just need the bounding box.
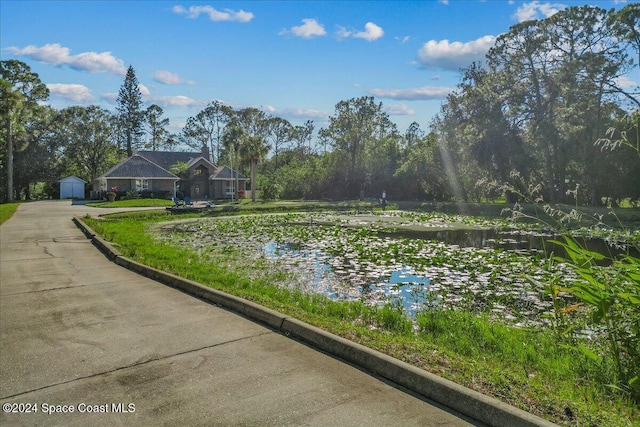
[13,106,62,200]
[225,107,271,200]
[144,104,169,151]
[116,65,144,157]
[182,101,231,163]
[240,134,270,202]
[0,60,49,202]
[221,125,245,201]
[475,6,636,204]
[319,96,397,198]
[265,116,293,169]
[291,120,315,161]
[395,132,450,200]
[59,106,119,183]
[608,3,640,74]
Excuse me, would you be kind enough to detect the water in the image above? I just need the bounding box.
[378,227,637,259]
[378,268,431,316]
[263,242,431,314]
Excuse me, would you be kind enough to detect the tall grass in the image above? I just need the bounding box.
[548,237,640,400]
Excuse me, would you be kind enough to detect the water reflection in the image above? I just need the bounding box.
[379,268,430,316]
[263,242,432,314]
[378,228,636,259]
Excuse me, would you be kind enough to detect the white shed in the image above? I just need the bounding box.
[59,176,87,199]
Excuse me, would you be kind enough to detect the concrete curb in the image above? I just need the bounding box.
[73,216,558,427]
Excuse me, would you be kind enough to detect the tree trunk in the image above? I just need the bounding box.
[235,151,239,202]
[251,158,257,202]
[6,117,14,202]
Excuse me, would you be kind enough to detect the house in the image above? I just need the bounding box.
[92,146,248,200]
[59,176,87,199]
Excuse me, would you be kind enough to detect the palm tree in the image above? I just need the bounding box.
[222,125,244,202]
[240,135,270,202]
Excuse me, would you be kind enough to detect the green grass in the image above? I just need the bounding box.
[83,206,639,426]
[0,203,20,225]
[85,198,174,208]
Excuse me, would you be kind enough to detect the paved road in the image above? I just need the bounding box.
[0,201,480,426]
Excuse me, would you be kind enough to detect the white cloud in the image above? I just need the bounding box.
[395,36,411,44]
[336,22,384,41]
[172,5,254,22]
[101,89,205,109]
[5,43,126,75]
[369,86,454,100]
[101,92,118,103]
[383,103,415,116]
[151,95,204,108]
[438,0,449,4]
[512,2,566,23]
[417,35,496,71]
[279,107,328,120]
[284,18,326,38]
[153,70,194,85]
[47,83,94,103]
[614,76,637,89]
[336,26,352,40]
[138,84,151,97]
[354,22,384,41]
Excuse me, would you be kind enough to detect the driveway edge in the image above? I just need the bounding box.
[73,216,557,427]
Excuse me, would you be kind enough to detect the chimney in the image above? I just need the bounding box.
[201,145,210,161]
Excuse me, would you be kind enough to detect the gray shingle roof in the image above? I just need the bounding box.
[137,151,201,171]
[101,154,178,179]
[210,166,247,180]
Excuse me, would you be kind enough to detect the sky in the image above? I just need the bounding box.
[1,0,638,142]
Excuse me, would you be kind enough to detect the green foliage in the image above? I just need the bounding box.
[86,198,173,208]
[375,304,413,334]
[432,6,639,205]
[182,101,231,162]
[144,104,170,151]
[169,161,190,178]
[0,202,19,224]
[258,174,281,201]
[57,105,119,182]
[318,96,399,199]
[550,237,640,399]
[1,60,50,202]
[116,65,144,157]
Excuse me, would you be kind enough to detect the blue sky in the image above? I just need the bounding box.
[1,0,637,138]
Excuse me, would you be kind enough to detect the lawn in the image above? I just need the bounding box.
[0,203,20,225]
[85,198,174,208]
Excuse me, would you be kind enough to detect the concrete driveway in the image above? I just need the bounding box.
[0,201,480,426]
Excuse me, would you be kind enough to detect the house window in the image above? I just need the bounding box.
[225,182,235,195]
[135,179,148,192]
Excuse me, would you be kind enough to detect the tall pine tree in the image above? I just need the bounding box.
[116,65,144,157]
[1,60,49,202]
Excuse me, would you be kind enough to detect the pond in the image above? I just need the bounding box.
[156,211,627,326]
[262,241,431,316]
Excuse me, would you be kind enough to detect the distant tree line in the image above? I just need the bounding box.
[1,5,638,205]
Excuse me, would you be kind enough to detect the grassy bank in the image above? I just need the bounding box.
[86,198,173,208]
[0,203,20,225]
[84,206,638,426]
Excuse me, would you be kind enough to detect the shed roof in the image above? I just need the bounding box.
[59,176,87,183]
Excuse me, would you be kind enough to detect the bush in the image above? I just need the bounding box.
[259,174,281,201]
